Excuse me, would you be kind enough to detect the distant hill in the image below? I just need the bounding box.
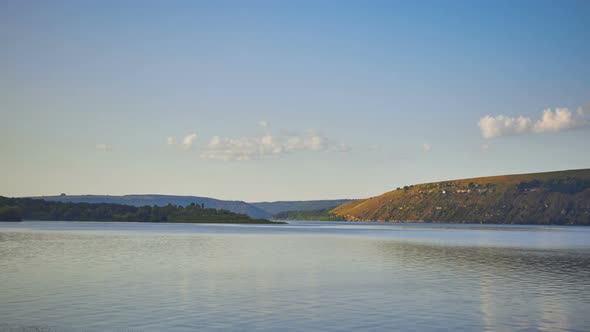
[331,169,590,225]
[251,200,352,216]
[34,195,272,219]
[31,195,352,220]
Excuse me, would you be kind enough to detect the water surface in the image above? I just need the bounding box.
[1,221,589,331]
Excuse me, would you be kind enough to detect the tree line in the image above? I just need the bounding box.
[0,196,280,224]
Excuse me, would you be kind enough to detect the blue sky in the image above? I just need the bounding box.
[1,0,589,201]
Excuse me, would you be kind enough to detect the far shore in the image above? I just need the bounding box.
[1,219,286,225]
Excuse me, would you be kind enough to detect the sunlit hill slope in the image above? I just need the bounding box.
[331,169,590,225]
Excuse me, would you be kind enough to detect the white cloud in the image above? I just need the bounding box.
[200,123,349,161]
[478,115,532,138]
[421,143,431,152]
[182,133,197,149]
[532,108,583,133]
[478,107,588,139]
[167,133,197,149]
[481,144,489,151]
[96,143,112,151]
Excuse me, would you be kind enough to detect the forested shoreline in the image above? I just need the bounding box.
[0,197,283,224]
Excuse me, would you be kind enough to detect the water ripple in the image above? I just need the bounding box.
[1,222,589,331]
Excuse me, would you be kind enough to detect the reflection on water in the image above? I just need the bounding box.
[0,221,589,331]
[373,242,590,331]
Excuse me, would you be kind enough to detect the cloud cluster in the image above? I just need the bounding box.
[478,107,588,139]
[182,134,198,148]
[421,143,432,152]
[167,133,198,149]
[200,124,349,161]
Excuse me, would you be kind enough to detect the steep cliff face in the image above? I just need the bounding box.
[331,169,590,225]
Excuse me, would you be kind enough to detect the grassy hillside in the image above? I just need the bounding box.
[331,169,590,225]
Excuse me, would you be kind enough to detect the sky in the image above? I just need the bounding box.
[1,0,589,201]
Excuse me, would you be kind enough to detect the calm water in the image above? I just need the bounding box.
[1,221,589,332]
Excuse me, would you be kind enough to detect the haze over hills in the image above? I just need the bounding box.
[250,200,352,216]
[331,168,590,225]
[31,195,350,219]
[34,195,272,219]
